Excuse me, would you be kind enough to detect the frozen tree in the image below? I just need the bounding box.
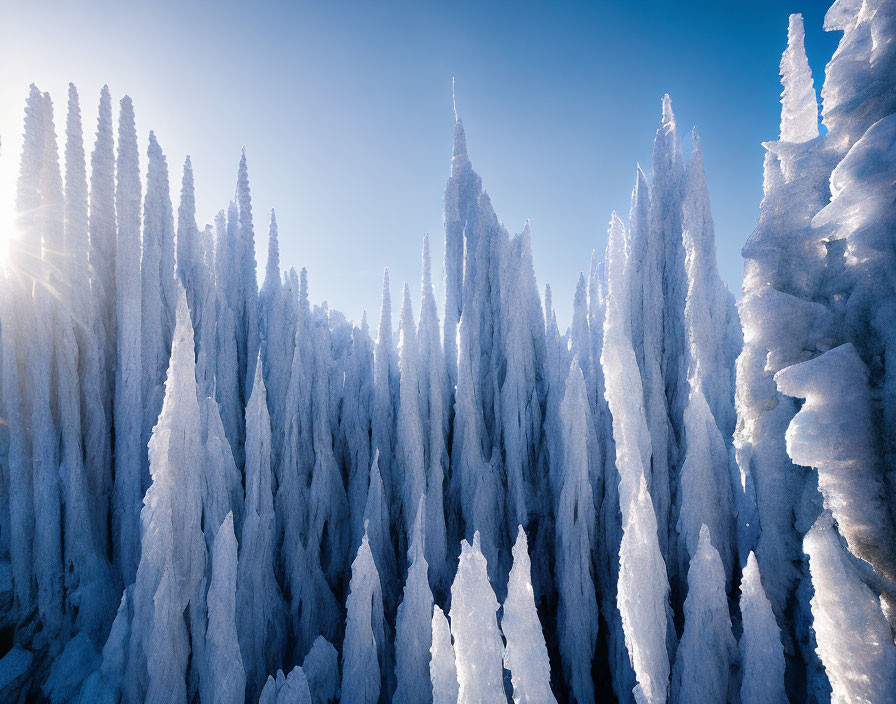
[418,235,449,593]
[671,525,735,704]
[205,513,245,704]
[502,526,556,704]
[430,605,458,704]
[342,532,385,704]
[126,288,206,704]
[780,13,819,144]
[237,358,287,698]
[739,552,786,704]
[556,358,598,704]
[113,94,144,585]
[804,513,896,704]
[394,498,434,704]
[603,213,671,704]
[449,532,505,704]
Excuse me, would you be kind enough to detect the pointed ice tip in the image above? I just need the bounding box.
[453,118,468,164]
[452,76,458,121]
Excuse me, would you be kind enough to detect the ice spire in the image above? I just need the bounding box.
[418,234,449,593]
[779,13,818,143]
[556,358,598,704]
[89,84,117,402]
[342,531,385,704]
[398,282,425,540]
[205,513,245,704]
[142,131,174,489]
[126,287,206,704]
[450,532,505,704]
[393,499,435,704]
[235,148,260,406]
[502,527,557,704]
[739,553,786,704]
[372,268,396,508]
[671,526,735,704]
[237,356,287,697]
[430,605,458,704]
[262,209,280,296]
[113,94,143,585]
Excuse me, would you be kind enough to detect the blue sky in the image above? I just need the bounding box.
[0,0,840,326]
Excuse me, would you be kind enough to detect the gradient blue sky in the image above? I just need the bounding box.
[0,0,840,326]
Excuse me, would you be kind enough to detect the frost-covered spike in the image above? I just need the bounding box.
[234,149,260,407]
[604,211,671,704]
[112,93,144,586]
[237,354,287,698]
[502,526,556,704]
[126,286,206,704]
[205,513,245,704]
[342,532,385,704]
[779,13,818,143]
[739,552,786,704]
[363,450,397,616]
[398,282,426,540]
[556,358,598,704]
[671,525,735,704]
[805,514,896,703]
[142,130,175,503]
[418,234,449,594]
[394,497,435,704]
[452,116,469,169]
[676,386,734,584]
[776,344,896,584]
[449,532,505,704]
[263,208,280,294]
[89,84,117,418]
[373,268,396,507]
[430,605,458,704]
[257,666,312,704]
[0,268,34,620]
[302,636,338,704]
[570,273,591,376]
[177,155,202,324]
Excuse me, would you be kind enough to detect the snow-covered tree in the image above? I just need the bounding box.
[449,532,505,704]
[670,525,735,704]
[502,526,556,704]
[739,552,786,704]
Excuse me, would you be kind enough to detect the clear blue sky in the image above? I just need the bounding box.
[0,0,839,326]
